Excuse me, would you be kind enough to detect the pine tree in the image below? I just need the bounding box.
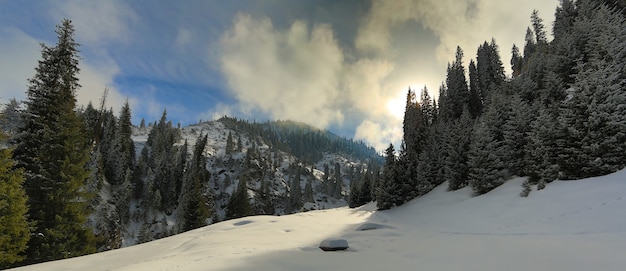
[468,60,483,118]
[442,46,470,121]
[467,93,512,195]
[225,175,253,219]
[445,109,473,191]
[523,27,537,64]
[376,144,399,210]
[333,162,342,198]
[420,87,435,126]
[502,94,534,177]
[303,180,314,203]
[179,134,213,232]
[525,105,560,185]
[531,10,548,45]
[112,101,135,185]
[348,176,361,208]
[225,131,234,155]
[13,19,96,263]
[0,99,22,136]
[511,44,523,77]
[467,120,508,195]
[0,134,30,268]
[476,39,505,104]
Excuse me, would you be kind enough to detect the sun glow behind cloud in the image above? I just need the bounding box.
[386,84,425,120]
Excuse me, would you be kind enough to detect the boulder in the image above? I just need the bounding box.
[319,238,349,251]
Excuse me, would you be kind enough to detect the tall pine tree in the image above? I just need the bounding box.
[13,19,96,263]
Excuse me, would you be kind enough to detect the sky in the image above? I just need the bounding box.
[0,0,559,152]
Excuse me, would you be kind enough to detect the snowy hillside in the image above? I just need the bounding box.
[12,169,626,271]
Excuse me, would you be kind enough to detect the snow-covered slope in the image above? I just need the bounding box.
[12,169,626,271]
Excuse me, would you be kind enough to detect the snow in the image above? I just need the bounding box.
[11,169,626,271]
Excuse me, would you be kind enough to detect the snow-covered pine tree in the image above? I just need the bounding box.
[467,120,507,195]
[445,109,473,191]
[468,60,483,118]
[502,94,535,177]
[525,105,560,186]
[476,39,505,106]
[467,94,511,195]
[442,46,470,122]
[376,144,399,210]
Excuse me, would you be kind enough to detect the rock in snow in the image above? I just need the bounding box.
[319,238,349,251]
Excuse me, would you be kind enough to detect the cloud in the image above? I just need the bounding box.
[354,119,402,153]
[0,27,41,102]
[220,14,345,129]
[77,55,126,112]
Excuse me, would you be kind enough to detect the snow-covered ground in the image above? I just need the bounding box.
[11,170,626,270]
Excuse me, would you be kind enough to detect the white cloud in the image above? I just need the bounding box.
[354,119,402,153]
[77,55,126,113]
[220,14,345,129]
[0,27,40,102]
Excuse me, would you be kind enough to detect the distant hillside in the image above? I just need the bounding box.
[97,116,383,249]
[217,117,382,165]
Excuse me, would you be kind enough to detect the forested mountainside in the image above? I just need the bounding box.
[88,113,383,251]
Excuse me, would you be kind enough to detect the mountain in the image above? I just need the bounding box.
[11,167,626,271]
[93,116,382,248]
